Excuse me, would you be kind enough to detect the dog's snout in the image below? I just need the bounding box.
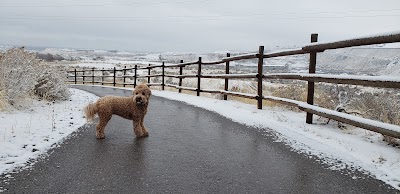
[135,96,145,104]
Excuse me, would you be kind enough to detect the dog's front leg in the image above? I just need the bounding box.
[133,119,144,137]
[140,120,149,137]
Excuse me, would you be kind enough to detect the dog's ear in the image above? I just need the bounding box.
[133,84,146,95]
[147,89,152,98]
[132,86,140,95]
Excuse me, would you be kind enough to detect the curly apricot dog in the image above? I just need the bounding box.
[84,84,152,139]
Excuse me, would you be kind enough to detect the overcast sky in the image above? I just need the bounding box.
[0,0,399,52]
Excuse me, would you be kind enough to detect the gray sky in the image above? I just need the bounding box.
[0,0,399,52]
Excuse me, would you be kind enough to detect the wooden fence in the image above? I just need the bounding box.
[67,32,400,139]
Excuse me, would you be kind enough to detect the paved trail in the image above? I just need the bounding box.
[1,86,397,193]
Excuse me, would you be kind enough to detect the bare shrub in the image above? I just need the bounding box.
[0,90,9,111]
[364,91,400,145]
[383,135,400,147]
[318,84,400,144]
[0,47,70,109]
[35,64,70,101]
[36,53,65,62]
[347,90,400,125]
[0,48,39,107]
[226,81,259,104]
[270,83,307,111]
[314,84,339,110]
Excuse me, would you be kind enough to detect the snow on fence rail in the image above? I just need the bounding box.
[67,32,400,139]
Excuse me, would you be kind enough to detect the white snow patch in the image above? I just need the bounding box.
[0,88,98,176]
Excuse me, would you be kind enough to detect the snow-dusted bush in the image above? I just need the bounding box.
[0,48,39,107]
[346,90,400,125]
[340,89,400,146]
[0,90,8,111]
[34,64,69,101]
[0,48,70,109]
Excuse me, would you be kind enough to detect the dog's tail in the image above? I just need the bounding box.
[84,102,98,122]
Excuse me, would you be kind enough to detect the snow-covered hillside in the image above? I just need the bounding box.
[20,44,399,76]
[318,48,400,76]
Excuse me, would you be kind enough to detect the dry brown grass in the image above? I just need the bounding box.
[0,90,8,111]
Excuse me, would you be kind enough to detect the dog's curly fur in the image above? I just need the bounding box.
[84,84,152,139]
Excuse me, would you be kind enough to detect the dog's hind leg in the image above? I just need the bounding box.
[96,112,112,139]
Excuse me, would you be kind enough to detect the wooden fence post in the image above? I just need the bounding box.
[179,60,183,93]
[92,67,95,85]
[101,68,104,85]
[257,46,264,109]
[148,64,151,84]
[134,65,137,88]
[74,69,77,84]
[197,57,202,96]
[123,66,126,87]
[82,68,85,84]
[224,53,230,100]
[113,67,116,87]
[162,62,165,90]
[306,34,318,124]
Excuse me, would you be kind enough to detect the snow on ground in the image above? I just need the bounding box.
[0,88,98,178]
[1,85,399,191]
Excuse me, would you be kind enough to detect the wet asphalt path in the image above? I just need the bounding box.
[1,85,397,193]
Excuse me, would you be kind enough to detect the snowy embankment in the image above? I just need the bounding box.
[0,85,399,190]
[0,88,98,176]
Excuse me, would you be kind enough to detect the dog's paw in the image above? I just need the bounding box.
[96,133,105,139]
[136,133,149,138]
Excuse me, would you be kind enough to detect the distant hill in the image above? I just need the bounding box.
[318,48,400,76]
[1,45,398,76]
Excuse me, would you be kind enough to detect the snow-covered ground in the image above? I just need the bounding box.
[0,85,399,191]
[0,88,98,179]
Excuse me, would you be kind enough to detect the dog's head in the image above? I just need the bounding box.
[133,84,152,106]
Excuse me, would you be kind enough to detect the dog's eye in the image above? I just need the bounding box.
[142,92,145,95]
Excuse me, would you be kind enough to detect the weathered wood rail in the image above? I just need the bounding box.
[67,32,400,139]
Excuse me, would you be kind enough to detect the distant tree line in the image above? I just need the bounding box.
[36,53,65,62]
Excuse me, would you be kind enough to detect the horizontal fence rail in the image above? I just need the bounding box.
[264,73,400,89]
[67,32,400,139]
[303,32,400,51]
